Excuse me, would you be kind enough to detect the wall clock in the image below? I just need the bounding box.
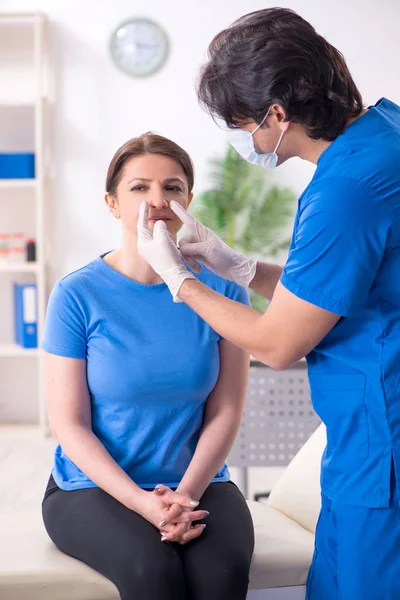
[110,18,169,77]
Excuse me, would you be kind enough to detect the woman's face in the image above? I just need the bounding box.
[106,153,193,238]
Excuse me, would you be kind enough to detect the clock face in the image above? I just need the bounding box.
[110,18,169,77]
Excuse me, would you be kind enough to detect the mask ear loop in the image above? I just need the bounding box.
[274,130,285,153]
[251,107,271,136]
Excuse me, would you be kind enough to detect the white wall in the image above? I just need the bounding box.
[2,0,400,283]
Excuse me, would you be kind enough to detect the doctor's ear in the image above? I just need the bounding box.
[269,104,289,128]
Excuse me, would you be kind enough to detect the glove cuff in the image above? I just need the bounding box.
[232,255,257,287]
[170,269,196,303]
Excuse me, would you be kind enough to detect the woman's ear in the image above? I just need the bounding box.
[105,193,120,219]
[186,192,194,209]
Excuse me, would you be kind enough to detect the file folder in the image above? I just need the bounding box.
[13,283,38,348]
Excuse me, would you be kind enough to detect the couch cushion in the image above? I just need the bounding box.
[267,425,325,534]
[0,502,314,599]
[0,512,119,600]
[248,501,314,589]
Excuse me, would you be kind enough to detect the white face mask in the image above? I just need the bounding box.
[228,107,285,169]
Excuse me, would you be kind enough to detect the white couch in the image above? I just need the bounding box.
[0,425,326,600]
[247,424,325,599]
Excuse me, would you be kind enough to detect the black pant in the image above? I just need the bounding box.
[42,476,254,600]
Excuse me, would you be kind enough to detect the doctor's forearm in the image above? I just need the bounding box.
[249,261,283,300]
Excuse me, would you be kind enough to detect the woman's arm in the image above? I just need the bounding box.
[44,352,201,525]
[44,352,150,510]
[176,340,250,501]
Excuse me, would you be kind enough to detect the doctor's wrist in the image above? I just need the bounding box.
[170,269,196,303]
[230,255,257,288]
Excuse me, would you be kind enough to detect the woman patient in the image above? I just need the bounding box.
[41,133,254,600]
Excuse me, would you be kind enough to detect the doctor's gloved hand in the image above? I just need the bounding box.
[170,201,257,287]
[137,202,195,302]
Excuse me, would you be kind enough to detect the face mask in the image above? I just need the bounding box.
[228,108,285,169]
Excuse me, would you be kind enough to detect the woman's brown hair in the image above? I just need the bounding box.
[106,133,195,195]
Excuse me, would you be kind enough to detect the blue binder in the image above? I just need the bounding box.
[13,283,38,348]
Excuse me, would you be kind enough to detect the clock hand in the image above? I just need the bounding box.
[134,43,159,49]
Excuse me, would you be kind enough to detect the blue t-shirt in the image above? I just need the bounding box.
[42,255,250,491]
[281,98,400,507]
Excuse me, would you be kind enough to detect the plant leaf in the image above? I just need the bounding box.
[192,146,297,255]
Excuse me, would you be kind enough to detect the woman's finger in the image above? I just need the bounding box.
[160,522,190,542]
[160,507,209,531]
[178,524,206,545]
[154,486,199,509]
[160,503,183,526]
[159,507,209,528]
[154,484,171,495]
[172,509,209,524]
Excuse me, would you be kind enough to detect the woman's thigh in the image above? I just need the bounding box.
[42,476,186,600]
[180,481,254,600]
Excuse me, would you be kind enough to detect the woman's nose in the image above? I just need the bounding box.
[148,188,168,210]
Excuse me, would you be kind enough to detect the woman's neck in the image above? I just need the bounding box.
[104,232,177,286]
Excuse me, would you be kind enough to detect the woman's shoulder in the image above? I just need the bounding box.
[196,264,250,304]
[51,257,102,300]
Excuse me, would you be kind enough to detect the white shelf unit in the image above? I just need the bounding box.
[0,13,50,432]
[0,262,39,273]
[0,179,36,189]
[0,343,39,357]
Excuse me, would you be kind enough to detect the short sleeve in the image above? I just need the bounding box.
[41,281,87,358]
[280,178,391,317]
[225,280,252,307]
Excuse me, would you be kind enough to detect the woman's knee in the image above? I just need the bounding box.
[115,549,186,600]
[212,553,251,589]
[188,550,251,599]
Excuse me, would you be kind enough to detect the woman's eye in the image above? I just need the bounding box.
[131,185,146,192]
[165,185,182,193]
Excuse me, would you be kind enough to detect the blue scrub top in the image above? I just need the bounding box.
[281,98,400,508]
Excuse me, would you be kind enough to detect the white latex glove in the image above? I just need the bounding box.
[170,201,257,287]
[137,202,195,302]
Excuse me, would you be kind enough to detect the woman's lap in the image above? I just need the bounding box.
[42,476,186,599]
[42,477,254,600]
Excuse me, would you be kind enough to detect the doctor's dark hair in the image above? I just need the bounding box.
[197,8,363,141]
[106,133,195,196]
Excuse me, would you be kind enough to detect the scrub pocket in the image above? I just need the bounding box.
[308,373,368,472]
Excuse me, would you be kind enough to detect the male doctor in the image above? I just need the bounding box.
[138,8,400,600]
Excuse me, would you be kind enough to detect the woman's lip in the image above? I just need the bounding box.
[148,217,171,221]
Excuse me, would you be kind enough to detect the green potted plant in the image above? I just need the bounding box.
[193,146,296,312]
